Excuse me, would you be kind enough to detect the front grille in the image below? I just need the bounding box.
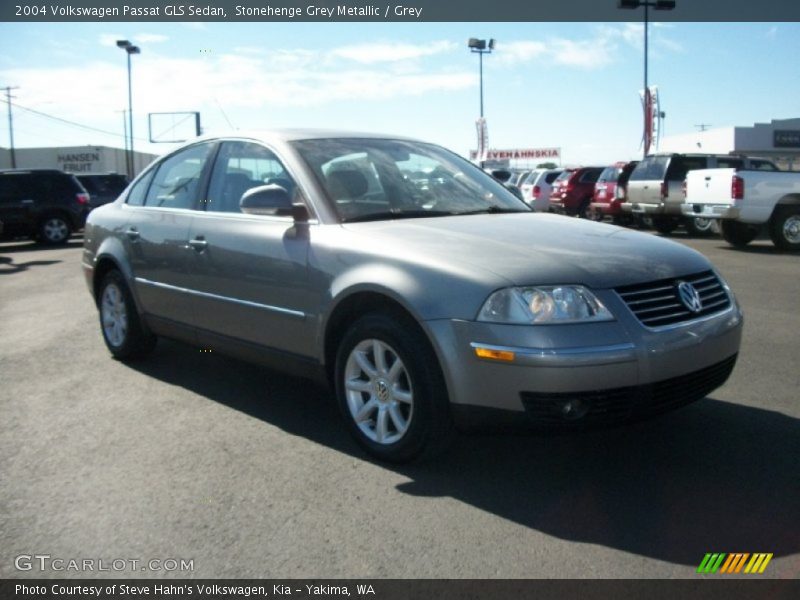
[519,354,737,429]
[615,270,731,328]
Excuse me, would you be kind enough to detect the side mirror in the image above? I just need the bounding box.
[240,184,310,222]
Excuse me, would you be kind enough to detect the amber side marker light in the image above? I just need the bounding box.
[474,346,515,362]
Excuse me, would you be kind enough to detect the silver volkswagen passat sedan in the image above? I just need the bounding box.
[83,131,743,462]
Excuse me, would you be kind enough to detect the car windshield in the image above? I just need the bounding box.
[291,138,530,222]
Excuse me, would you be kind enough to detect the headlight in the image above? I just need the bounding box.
[478,286,614,324]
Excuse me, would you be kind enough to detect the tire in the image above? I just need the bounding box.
[38,214,72,245]
[720,220,759,248]
[768,206,800,251]
[685,217,715,237]
[577,198,592,219]
[98,270,157,359]
[652,217,679,235]
[335,311,453,463]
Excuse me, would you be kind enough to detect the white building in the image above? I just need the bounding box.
[0,145,157,177]
[659,118,800,171]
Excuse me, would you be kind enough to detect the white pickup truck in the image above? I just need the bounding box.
[683,168,800,250]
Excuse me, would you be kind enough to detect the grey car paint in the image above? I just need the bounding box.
[83,130,743,456]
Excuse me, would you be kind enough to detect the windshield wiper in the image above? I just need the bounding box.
[457,206,530,216]
[342,210,453,223]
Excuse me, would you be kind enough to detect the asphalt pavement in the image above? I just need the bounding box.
[1,232,798,579]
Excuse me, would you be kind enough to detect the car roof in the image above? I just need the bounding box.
[194,128,421,144]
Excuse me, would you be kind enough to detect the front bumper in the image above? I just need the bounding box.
[425,289,743,431]
[681,204,740,220]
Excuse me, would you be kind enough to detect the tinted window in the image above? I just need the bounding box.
[629,156,670,181]
[206,141,297,213]
[579,168,603,184]
[750,160,778,171]
[717,158,744,169]
[144,143,213,209]
[0,176,25,200]
[666,156,707,181]
[126,170,155,206]
[554,170,574,183]
[597,167,620,183]
[544,171,561,184]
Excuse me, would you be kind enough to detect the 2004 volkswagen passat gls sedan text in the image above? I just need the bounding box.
[83,131,743,462]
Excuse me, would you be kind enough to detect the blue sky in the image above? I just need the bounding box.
[0,21,797,165]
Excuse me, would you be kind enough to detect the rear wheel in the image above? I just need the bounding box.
[335,311,453,463]
[652,217,679,235]
[720,220,759,248]
[769,206,800,251]
[98,270,156,359]
[685,217,715,237]
[38,215,71,245]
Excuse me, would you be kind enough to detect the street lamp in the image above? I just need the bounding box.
[117,40,140,179]
[618,0,675,157]
[467,37,494,119]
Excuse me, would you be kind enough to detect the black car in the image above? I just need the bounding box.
[76,173,129,208]
[0,169,91,245]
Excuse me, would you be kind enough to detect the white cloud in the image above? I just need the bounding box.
[98,33,125,47]
[329,40,456,64]
[495,41,547,65]
[766,26,778,39]
[135,33,169,44]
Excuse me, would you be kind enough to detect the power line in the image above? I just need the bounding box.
[0,97,149,143]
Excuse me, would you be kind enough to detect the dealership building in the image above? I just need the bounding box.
[659,118,800,171]
[0,145,157,177]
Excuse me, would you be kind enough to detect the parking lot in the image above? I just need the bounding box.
[1,232,798,579]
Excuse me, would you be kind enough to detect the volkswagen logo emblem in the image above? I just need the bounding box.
[677,281,703,313]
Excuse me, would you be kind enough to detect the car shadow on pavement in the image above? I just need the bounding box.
[0,238,83,253]
[129,339,800,569]
[0,255,62,274]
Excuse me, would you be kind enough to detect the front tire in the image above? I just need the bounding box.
[38,215,71,245]
[98,270,156,359]
[769,206,800,251]
[335,311,453,463]
[720,220,759,248]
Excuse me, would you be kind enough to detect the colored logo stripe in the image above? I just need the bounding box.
[698,553,773,574]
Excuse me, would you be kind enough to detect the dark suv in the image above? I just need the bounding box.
[0,169,90,244]
[76,173,129,209]
[548,167,605,217]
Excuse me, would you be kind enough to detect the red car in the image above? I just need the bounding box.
[548,167,605,218]
[590,160,639,224]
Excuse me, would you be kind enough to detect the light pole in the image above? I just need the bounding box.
[116,40,140,179]
[618,0,675,157]
[467,37,494,119]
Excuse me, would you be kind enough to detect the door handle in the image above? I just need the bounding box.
[188,237,208,251]
[125,227,140,241]
[21,199,34,205]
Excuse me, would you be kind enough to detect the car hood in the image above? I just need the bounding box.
[342,213,710,289]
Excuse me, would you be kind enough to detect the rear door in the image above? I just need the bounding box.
[627,156,669,206]
[124,141,216,327]
[0,174,36,234]
[664,155,708,208]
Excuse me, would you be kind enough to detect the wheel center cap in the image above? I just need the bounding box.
[375,380,391,403]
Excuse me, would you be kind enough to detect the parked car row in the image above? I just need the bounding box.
[0,169,128,245]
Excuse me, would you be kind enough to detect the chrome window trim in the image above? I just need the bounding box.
[134,277,306,319]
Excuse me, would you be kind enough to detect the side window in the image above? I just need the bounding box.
[0,177,23,202]
[751,160,778,171]
[666,157,707,181]
[126,169,156,206]
[206,141,297,214]
[717,158,744,169]
[144,143,213,209]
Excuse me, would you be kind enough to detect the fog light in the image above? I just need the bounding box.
[558,398,589,420]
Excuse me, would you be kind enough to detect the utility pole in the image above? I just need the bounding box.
[2,86,19,168]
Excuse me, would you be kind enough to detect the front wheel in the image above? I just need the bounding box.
[98,270,157,359]
[720,220,759,248]
[769,206,800,251]
[335,312,452,463]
